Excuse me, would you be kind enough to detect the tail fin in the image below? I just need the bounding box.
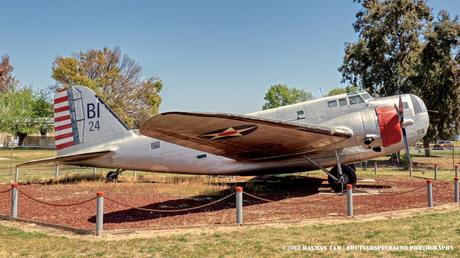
[53,86,130,155]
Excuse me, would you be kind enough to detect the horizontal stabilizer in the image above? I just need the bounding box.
[17,150,112,167]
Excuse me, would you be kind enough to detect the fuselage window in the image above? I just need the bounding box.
[328,100,338,108]
[197,154,207,159]
[349,95,364,105]
[296,110,305,119]
[339,98,347,106]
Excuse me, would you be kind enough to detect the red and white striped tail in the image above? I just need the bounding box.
[54,88,75,150]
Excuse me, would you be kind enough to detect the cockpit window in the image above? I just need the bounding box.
[349,95,364,105]
[403,102,409,109]
[360,92,372,100]
[339,98,347,106]
[410,95,424,114]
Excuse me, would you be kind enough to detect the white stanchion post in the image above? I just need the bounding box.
[14,167,19,183]
[346,184,353,217]
[454,177,459,203]
[96,191,104,236]
[374,162,377,175]
[235,187,243,225]
[55,165,60,178]
[427,180,433,208]
[93,167,97,175]
[10,183,18,219]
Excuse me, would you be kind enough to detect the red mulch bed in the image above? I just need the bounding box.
[0,176,455,231]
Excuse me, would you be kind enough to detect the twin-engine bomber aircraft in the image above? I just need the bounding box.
[20,85,429,192]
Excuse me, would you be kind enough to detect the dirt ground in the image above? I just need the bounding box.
[0,174,455,231]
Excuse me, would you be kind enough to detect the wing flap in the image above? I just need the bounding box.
[140,112,352,161]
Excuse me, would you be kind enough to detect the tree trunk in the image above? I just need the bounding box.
[17,133,27,146]
[423,139,431,157]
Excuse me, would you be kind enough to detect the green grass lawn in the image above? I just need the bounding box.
[0,208,459,257]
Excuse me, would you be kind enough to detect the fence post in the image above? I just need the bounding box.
[133,170,137,181]
[55,165,60,178]
[10,183,18,219]
[455,165,458,178]
[434,165,438,181]
[14,167,19,183]
[427,180,433,208]
[235,186,243,225]
[96,191,104,236]
[454,177,459,203]
[346,184,353,217]
[374,162,377,175]
[93,167,97,176]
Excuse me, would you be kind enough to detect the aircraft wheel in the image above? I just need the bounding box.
[327,165,357,192]
[106,171,119,182]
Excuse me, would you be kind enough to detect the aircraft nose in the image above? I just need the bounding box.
[409,94,429,139]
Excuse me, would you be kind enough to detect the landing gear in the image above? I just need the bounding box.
[106,169,124,182]
[327,165,357,192]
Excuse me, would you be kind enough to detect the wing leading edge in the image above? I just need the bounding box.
[140,112,353,161]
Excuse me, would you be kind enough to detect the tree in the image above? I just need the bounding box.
[0,54,18,93]
[410,11,460,156]
[32,89,53,135]
[326,85,358,96]
[339,0,460,156]
[262,84,313,110]
[339,0,432,95]
[52,47,163,128]
[0,88,52,145]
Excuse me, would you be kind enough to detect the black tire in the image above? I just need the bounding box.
[327,165,357,192]
[106,171,119,182]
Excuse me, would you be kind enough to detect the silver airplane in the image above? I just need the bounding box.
[20,85,429,192]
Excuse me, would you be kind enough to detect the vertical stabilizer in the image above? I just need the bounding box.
[54,86,130,155]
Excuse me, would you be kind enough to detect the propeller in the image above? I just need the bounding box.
[395,96,413,175]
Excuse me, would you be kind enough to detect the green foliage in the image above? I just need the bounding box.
[0,87,53,145]
[52,47,162,128]
[326,85,358,96]
[262,84,313,110]
[340,0,460,145]
[339,0,432,95]
[411,11,460,143]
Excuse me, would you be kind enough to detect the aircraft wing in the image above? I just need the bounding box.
[140,112,353,161]
[17,150,112,167]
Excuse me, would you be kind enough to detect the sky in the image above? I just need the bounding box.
[1,0,459,114]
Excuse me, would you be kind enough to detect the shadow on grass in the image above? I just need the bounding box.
[23,174,106,185]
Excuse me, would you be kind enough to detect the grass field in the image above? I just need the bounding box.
[0,148,460,257]
[0,207,459,257]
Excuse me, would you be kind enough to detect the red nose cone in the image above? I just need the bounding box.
[376,106,402,147]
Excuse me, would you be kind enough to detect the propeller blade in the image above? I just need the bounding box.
[397,95,413,175]
[398,95,404,122]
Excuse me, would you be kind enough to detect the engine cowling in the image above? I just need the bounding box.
[375,106,402,147]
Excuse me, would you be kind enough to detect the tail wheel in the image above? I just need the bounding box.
[106,171,119,182]
[327,165,357,192]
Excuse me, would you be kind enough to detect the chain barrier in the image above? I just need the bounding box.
[18,189,96,207]
[105,192,235,213]
[243,191,342,205]
[0,188,11,194]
